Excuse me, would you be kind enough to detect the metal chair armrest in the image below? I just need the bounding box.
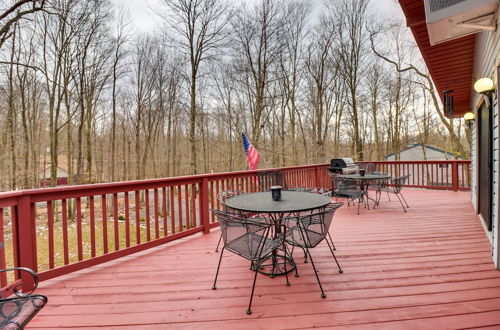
[0,267,39,297]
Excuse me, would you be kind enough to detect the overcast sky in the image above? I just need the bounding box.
[111,0,404,33]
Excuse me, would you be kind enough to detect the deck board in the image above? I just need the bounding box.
[29,190,500,329]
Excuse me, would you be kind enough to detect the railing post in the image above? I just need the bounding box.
[200,177,210,234]
[451,162,459,191]
[16,195,37,291]
[314,166,320,188]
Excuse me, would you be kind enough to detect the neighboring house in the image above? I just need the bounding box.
[384,143,460,161]
[39,167,69,187]
[385,143,462,188]
[399,0,500,269]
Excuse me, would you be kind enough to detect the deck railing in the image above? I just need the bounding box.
[357,160,471,191]
[0,160,470,295]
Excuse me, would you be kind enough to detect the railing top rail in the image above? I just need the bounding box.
[0,191,24,199]
[356,160,470,164]
[0,160,471,201]
[0,163,326,201]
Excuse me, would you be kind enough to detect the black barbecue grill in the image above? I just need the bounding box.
[328,158,358,174]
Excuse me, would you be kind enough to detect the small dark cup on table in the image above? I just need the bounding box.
[271,186,282,201]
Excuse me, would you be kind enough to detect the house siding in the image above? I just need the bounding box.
[472,16,500,268]
[471,125,477,210]
[494,99,498,267]
[385,145,456,161]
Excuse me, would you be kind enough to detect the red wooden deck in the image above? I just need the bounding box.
[29,189,500,329]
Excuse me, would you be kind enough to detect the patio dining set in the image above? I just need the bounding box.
[330,158,410,214]
[211,164,410,314]
[0,161,411,326]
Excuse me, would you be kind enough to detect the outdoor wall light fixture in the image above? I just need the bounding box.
[474,77,495,94]
[474,77,495,108]
[463,111,475,129]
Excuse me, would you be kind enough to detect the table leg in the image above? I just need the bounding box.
[255,213,296,277]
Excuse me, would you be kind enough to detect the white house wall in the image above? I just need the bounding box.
[385,146,453,161]
[386,146,462,188]
[472,16,500,268]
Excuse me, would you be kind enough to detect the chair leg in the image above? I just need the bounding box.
[212,247,225,290]
[394,192,407,212]
[246,261,260,315]
[289,245,300,277]
[327,232,336,250]
[305,248,327,298]
[399,191,409,208]
[215,233,223,252]
[282,241,291,286]
[325,237,343,273]
[377,190,382,205]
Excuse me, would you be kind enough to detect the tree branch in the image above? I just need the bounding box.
[0,61,41,71]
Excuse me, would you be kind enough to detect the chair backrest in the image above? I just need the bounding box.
[328,172,338,191]
[217,190,246,213]
[334,176,360,194]
[0,254,47,329]
[256,170,287,191]
[211,209,272,260]
[391,175,409,193]
[358,163,377,174]
[292,203,343,248]
[308,187,331,196]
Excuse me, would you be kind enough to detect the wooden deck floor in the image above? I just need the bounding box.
[30,190,500,329]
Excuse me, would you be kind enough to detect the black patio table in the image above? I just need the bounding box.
[337,173,391,208]
[225,190,331,277]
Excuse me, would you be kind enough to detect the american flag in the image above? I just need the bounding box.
[242,131,260,170]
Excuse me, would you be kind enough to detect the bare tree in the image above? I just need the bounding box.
[330,0,369,160]
[0,0,471,191]
[0,0,47,50]
[6,26,17,189]
[231,0,284,147]
[130,35,155,179]
[39,0,77,187]
[366,63,384,160]
[159,0,229,174]
[278,0,310,165]
[304,17,338,162]
[110,6,130,181]
[370,25,467,158]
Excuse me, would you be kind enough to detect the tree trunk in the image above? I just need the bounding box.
[190,74,197,174]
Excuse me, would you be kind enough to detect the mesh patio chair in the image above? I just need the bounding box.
[376,174,410,212]
[214,190,248,252]
[372,176,391,205]
[307,187,332,196]
[0,257,47,330]
[289,187,334,262]
[211,209,288,315]
[328,171,338,190]
[285,203,344,298]
[358,163,377,174]
[333,176,365,215]
[257,170,310,192]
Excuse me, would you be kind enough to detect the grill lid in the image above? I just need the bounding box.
[330,158,355,168]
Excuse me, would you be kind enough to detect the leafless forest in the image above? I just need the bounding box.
[0,0,469,191]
